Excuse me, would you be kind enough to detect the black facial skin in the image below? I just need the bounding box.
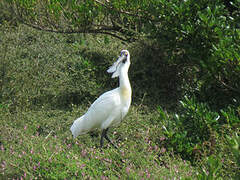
[122,53,128,64]
[112,54,127,73]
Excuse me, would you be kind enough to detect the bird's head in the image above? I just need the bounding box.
[107,50,130,78]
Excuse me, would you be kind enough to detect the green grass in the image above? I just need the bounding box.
[0,106,196,179]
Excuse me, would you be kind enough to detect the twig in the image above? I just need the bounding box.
[215,75,240,93]
[45,130,53,139]
[140,93,146,107]
[42,144,47,153]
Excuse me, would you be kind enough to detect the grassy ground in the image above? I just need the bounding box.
[0,106,196,179]
[0,24,239,179]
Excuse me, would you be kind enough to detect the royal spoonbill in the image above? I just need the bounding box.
[70,50,132,148]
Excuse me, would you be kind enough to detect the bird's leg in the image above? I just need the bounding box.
[100,129,106,148]
[104,128,118,149]
[100,128,118,149]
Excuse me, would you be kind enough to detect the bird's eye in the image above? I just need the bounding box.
[121,51,128,57]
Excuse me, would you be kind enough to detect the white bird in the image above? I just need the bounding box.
[70,50,132,148]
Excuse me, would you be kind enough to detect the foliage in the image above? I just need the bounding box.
[159,96,239,177]
[226,133,240,168]
[197,155,223,180]
[129,40,184,109]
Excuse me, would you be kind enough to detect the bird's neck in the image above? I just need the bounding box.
[119,67,131,100]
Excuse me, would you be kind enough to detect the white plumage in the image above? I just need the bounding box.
[70,50,131,148]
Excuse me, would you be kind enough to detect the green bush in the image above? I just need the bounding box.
[148,0,240,109]
[197,155,223,180]
[161,96,218,160]
[160,96,239,163]
[226,133,240,168]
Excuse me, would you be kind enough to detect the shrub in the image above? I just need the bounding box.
[197,155,223,180]
[160,96,239,164]
[226,133,240,169]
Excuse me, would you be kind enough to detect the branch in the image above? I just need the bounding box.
[21,21,130,42]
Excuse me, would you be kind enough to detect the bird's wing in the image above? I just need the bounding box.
[83,88,121,129]
[89,88,121,114]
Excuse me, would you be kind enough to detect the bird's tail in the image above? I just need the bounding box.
[70,115,85,138]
